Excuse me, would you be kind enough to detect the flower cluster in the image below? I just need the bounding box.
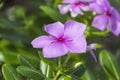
[58,0,93,17]
[31,0,120,60]
[59,0,120,36]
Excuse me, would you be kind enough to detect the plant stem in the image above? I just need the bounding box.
[53,57,62,80]
[63,54,71,65]
[58,57,61,67]
[53,54,71,80]
[53,70,61,80]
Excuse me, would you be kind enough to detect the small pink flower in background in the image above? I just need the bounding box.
[31,20,87,58]
[58,0,93,17]
[87,43,97,62]
[91,0,120,36]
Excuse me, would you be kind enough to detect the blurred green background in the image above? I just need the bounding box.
[0,0,120,80]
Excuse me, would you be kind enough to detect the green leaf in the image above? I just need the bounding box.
[54,0,62,8]
[18,55,34,69]
[40,6,67,22]
[17,66,46,80]
[0,51,4,62]
[3,50,20,64]
[0,3,3,9]
[38,52,54,78]
[109,0,120,11]
[68,65,86,77]
[17,49,39,67]
[40,60,53,78]
[71,75,81,80]
[99,50,120,80]
[58,75,71,80]
[58,75,80,80]
[81,69,95,80]
[2,64,22,80]
[8,6,25,21]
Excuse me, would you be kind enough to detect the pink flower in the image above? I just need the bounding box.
[31,20,87,58]
[58,0,93,17]
[91,0,120,36]
[87,43,97,62]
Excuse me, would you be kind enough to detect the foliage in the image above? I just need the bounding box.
[0,0,120,80]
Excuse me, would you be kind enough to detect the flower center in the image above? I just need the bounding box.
[57,37,64,42]
[75,1,81,6]
[106,11,112,17]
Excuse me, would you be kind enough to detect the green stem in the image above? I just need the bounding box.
[58,57,61,67]
[53,54,71,80]
[63,54,71,65]
[53,70,61,80]
[53,57,62,80]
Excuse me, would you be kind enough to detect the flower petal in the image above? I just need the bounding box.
[70,11,78,17]
[69,6,84,17]
[90,3,105,14]
[101,0,111,10]
[58,5,71,14]
[31,36,55,48]
[79,0,94,2]
[87,43,97,50]
[43,42,68,58]
[80,5,90,11]
[92,14,108,31]
[87,47,97,62]
[111,7,120,21]
[64,35,87,53]
[71,6,84,15]
[44,22,64,38]
[64,20,86,38]
[109,19,120,36]
[63,0,77,3]
[90,0,111,14]
[63,0,93,3]
[87,44,97,62]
